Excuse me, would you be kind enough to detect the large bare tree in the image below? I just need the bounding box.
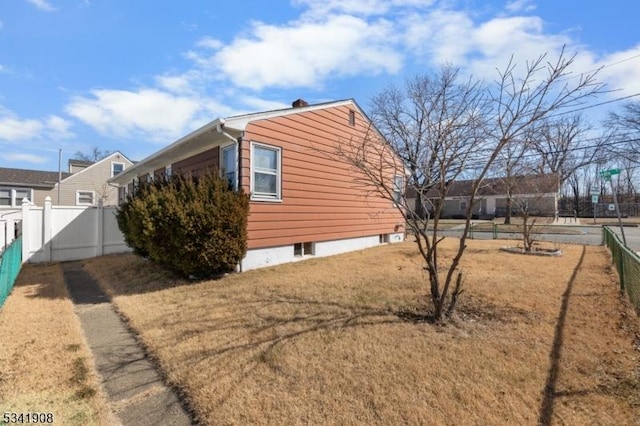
[337,51,602,321]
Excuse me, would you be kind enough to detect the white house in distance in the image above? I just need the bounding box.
[0,151,133,207]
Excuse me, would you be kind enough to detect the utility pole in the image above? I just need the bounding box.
[57,148,62,204]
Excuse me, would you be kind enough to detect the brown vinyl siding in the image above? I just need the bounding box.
[154,167,166,181]
[242,105,403,250]
[173,147,220,177]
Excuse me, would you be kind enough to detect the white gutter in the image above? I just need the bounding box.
[216,118,238,144]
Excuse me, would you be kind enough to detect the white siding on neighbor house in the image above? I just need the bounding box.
[57,153,133,206]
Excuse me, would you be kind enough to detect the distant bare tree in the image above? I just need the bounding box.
[607,101,640,163]
[334,50,602,322]
[533,115,608,216]
[73,146,110,163]
[494,129,534,224]
[505,174,559,251]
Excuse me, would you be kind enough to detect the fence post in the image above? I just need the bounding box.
[6,219,14,246]
[43,196,52,262]
[21,198,29,264]
[618,252,625,292]
[493,223,497,239]
[96,202,104,257]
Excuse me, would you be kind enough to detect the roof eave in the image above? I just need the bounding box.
[110,118,231,185]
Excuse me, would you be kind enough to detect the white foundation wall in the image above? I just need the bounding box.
[241,232,405,271]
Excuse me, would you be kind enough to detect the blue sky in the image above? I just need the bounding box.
[1,0,639,171]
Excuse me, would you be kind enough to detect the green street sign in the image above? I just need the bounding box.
[600,168,621,181]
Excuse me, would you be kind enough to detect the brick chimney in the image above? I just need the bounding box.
[292,98,308,108]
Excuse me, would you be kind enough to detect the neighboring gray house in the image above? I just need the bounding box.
[407,174,560,219]
[0,151,133,207]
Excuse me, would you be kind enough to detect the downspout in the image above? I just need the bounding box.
[215,119,236,144]
[216,120,245,273]
[237,135,244,273]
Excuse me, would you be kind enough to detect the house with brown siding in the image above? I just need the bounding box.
[0,151,133,207]
[110,99,405,271]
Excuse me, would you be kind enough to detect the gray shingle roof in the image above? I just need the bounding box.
[68,159,94,167]
[0,167,72,188]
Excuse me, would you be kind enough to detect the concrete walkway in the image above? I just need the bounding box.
[62,261,193,426]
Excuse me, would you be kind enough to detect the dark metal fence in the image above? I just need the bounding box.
[603,226,640,315]
[0,237,22,309]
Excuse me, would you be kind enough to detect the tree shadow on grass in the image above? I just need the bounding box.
[153,293,405,412]
[538,245,586,426]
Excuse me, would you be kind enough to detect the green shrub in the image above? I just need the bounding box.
[116,173,249,277]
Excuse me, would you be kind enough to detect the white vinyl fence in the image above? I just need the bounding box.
[0,208,21,255]
[11,197,131,263]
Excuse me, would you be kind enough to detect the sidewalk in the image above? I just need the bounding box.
[551,217,581,225]
[62,262,193,426]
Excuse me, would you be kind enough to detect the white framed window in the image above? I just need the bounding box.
[221,144,237,190]
[0,187,32,206]
[0,188,11,206]
[111,162,125,177]
[251,142,281,201]
[146,174,154,184]
[76,190,95,206]
[15,189,31,204]
[392,175,404,205]
[165,165,172,179]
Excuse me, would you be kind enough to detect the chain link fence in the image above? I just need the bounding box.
[0,236,22,309]
[603,226,640,315]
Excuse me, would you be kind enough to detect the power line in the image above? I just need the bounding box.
[547,91,640,118]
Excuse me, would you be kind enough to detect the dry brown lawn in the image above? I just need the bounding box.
[83,240,640,425]
[0,263,113,425]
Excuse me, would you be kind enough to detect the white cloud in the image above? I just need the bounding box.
[57,0,640,147]
[155,74,196,94]
[198,14,401,90]
[195,36,223,50]
[402,7,578,82]
[293,0,435,17]
[0,108,74,141]
[26,0,56,12]
[595,45,640,97]
[3,152,48,164]
[66,89,204,141]
[505,0,536,13]
[0,116,43,140]
[45,115,74,139]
